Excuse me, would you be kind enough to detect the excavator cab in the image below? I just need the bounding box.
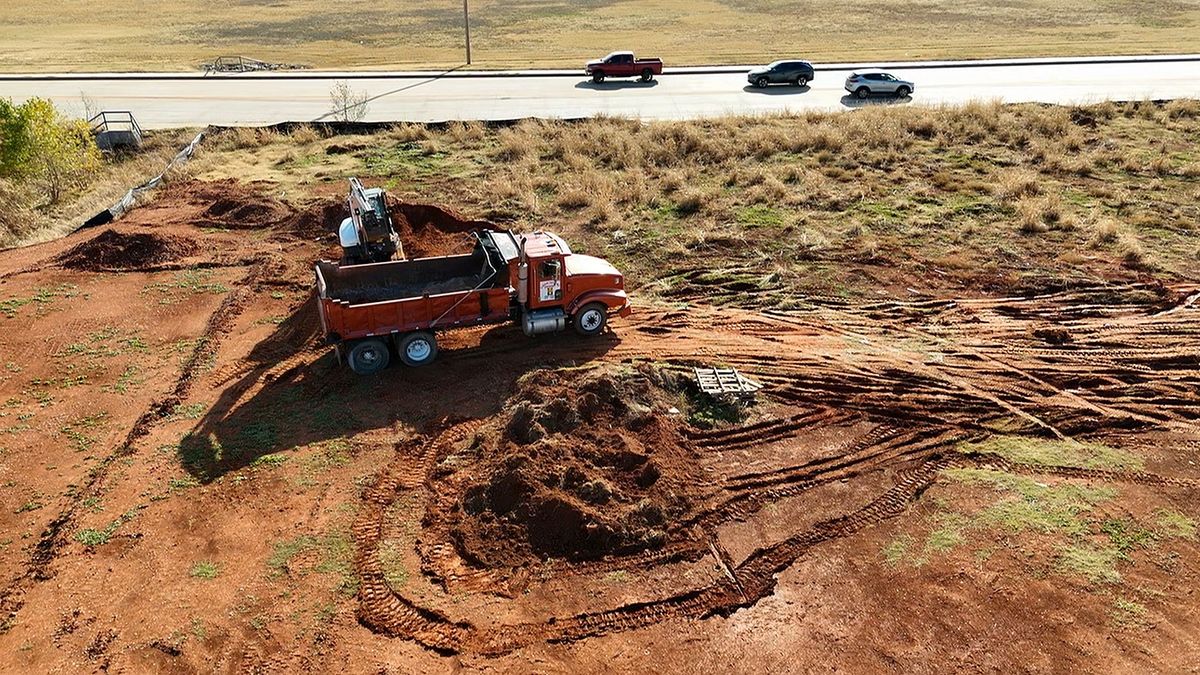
[339,178,403,265]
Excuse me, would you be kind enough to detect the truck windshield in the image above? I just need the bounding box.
[485,231,520,262]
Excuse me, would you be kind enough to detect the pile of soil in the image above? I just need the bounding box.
[436,365,702,567]
[200,193,291,228]
[288,192,506,259]
[55,229,199,271]
[393,201,500,258]
[292,196,348,238]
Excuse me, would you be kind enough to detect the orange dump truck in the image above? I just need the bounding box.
[315,230,630,375]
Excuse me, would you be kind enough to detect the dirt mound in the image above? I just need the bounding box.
[291,196,348,238]
[392,200,501,258]
[55,229,199,270]
[200,192,291,228]
[283,194,502,257]
[437,365,701,567]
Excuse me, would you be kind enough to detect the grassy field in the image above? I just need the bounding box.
[2,0,1199,72]
[185,100,1200,302]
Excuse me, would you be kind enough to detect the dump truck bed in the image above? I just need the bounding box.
[316,235,516,342]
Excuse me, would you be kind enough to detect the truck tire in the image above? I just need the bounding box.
[348,339,390,375]
[398,331,438,367]
[573,303,608,337]
[640,68,654,82]
[592,71,605,83]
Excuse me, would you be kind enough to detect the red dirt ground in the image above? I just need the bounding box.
[0,179,1198,673]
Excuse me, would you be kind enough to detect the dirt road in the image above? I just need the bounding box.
[0,179,1197,672]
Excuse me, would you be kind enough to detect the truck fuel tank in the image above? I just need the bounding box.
[523,308,566,336]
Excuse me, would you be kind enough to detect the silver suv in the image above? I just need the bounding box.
[844,70,914,99]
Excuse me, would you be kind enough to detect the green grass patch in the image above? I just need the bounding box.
[168,402,207,421]
[0,284,79,319]
[1101,518,1157,558]
[251,453,289,469]
[362,142,448,178]
[168,475,200,491]
[924,513,968,555]
[1154,509,1196,539]
[102,365,145,394]
[958,435,1143,471]
[882,534,913,566]
[378,539,409,590]
[74,506,142,548]
[59,412,110,452]
[943,468,1116,536]
[686,392,746,430]
[190,561,219,579]
[1111,596,1149,628]
[143,270,229,303]
[268,530,357,595]
[54,327,149,359]
[1058,543,1122,584]
[735,205,786,227]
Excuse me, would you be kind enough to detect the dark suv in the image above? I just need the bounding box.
[747,60,815,88]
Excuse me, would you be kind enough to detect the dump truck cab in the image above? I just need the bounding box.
[513,231,629,337]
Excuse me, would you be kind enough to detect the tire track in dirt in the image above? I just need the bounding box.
[354,452,950,655]
[341,281,1200,654]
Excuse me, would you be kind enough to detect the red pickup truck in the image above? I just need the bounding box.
[585,52,663,83]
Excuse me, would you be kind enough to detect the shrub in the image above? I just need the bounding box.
[674,188,708,215]
[0,97,101,204]
[1015,195,1064,233]
[994,168,1041,200]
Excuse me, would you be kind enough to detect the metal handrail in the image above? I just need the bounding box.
[88,111,143,137]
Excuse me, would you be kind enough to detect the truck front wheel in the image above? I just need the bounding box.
[573,303,608,336]
[398,331,438,367]
[592,71,605,83]
[348,339,390,375]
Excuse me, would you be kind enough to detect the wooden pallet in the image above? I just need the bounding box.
[692,367,762,397]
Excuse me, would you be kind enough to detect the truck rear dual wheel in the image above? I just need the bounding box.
[574,303,608,337]
[348,339,390,375]
[398,331,438,367]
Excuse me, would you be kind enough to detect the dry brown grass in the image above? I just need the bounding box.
[993,166,1041,199]
[162,99,1200,301]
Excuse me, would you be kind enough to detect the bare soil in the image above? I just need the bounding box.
[0,178,1197,673]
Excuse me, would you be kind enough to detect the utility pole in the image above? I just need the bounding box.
[463,0,473,64]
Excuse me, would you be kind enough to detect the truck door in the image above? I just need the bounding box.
[534,258,563,307]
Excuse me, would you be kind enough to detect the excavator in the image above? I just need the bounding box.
[337,178,403,265]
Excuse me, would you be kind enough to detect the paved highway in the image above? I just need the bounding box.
[1,56,1198,128]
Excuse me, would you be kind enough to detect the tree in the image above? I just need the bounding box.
[0,97,100,204]
[0,98,35,179]
[329,81,370,122]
